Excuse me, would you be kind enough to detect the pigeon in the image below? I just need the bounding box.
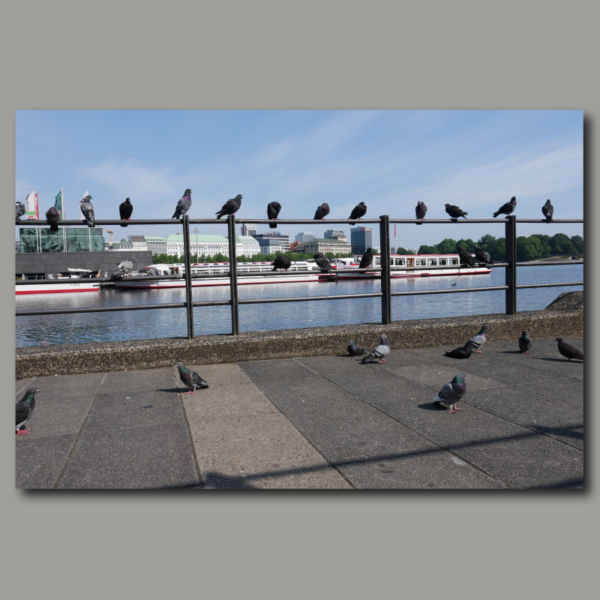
[314,203,330,220]
[216,194,243,219]
[556,337,583,361]
[433,374,467,414]
[444,341,474,359]
[16,387,39,435]
[175,362,209,394]
[473,245,491,265]
[172,189,192,219]
[542,199,554,222]
[267,202,281,228]
[119,198,133,227]
[348,340,368,357]
[445,204,468,220]
[457,245,474,267]
[16,201,26,222]
[519,331,532,354]
[314,252,333,273]
[493,196,517,218]
[349,202,367,225]
[470,325,489,353]
[362,334,391,364]
[272,255,291,271]
[415,201,427,224]
[358,248,374,270]
[80,195,95,227]
[45,206,60,231]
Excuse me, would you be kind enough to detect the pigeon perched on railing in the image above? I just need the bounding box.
[46,206,60,231]
[16,387,39,435]
[362,334,391,364]
[216,194,243,219]
[444,341,474,359]
[80,195,95,227]
[457,246,474,267]
[314,203,330,220]
[314,252,333,273]
[556,337,583,361]
[415,201,427,224]
[433,374,466,414]
[272,255,291,271]
[358,248,374,270]
[445,204,468,221]
[519,331,532,354]
[175,362,209,394]
[493,196,517,218]
[542,199,554,222]
[120,197,133,227]
[473,245,491,265]
[172,189,192,219]
[348,202,367,225]
[16,201,26,222]
[470,325,489,353]
[267,202,281,228]
[348,340,368,357]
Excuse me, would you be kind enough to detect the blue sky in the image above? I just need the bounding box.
[16,110,583,249]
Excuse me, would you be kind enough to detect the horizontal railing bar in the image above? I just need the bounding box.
[16,302,187,317]
[391,286,509,297]
[515,261,583,267]
[16,219,189,226]
[389,219,511,224]
[232,219,382,225]
[515,219,584,224]
[238,293,383,305]
[191,300,233,307]
[516,282,584,289]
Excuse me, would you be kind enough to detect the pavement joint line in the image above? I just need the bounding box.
[16,377,37,396]
[53,371,109,489]
[174,366,203,488]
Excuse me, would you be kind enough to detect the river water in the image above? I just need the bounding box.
[15,265,583,347]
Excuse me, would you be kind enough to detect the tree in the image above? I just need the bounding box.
[437,238,457,254]
[418,244,439,254]
[570,235,583,254]
[456,238,475,252]
[550,233,575,256]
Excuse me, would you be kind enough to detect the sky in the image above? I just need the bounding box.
[15,110,584,250]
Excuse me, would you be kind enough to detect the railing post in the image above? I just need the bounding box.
[505,215,517,314]
[379,215,392,325]
[227,215,240,335]
[182,215,195,339]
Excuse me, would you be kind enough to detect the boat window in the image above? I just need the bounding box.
[439,259,447,266]
[395,259,405,266]
[427,259,437,266]
[451,259,459,265]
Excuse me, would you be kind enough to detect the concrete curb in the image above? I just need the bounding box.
[15,292,583,377]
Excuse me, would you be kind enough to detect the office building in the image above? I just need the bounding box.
[145,236,167,255]
[350,227,373,254]
[295,232,315,242]
[302,238,352,255]
[324,229,346,240]
[242,224,257,236]
[253,232,290,251]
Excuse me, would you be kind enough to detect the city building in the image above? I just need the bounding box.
[236,235,261,257]
[145,236,167,255]
[241,224,257,237]
[19,227,105,253]
[350,226,373,254]
[165,234,260,258]
[324,229,346,240]
[258,238,286,255]
[302,237,352,255]
[107,238,135,251]
[295,232,315,242]
[129,235,148,252]
[15,240,21,252]
[253,232,290,251]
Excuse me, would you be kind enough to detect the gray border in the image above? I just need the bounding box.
[2,1,597,598]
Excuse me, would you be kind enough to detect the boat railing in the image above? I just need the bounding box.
[16,215,584,339]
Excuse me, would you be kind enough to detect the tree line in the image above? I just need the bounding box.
[417,233,583,262]
[152,250,356,264]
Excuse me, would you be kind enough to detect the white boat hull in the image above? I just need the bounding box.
[336,267,492,279]
[16,282,100,295]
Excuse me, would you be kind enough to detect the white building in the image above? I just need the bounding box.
[129,235,148,252]
[165,234,260,258]
[145,236,167,255]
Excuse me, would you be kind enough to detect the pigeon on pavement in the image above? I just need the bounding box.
[519,331,532,354]
[16,201,26,222]
[473,245,491,265]
[172,189,192,219]
[470,325,489,353]
[80,195,95,227]
[493,196,517,218]
[349,202,367,225]
[556,338,583,361]
[445,204,468,220]
[216,194,243,219]
[444,341,474,359]
[415,201,427,224]
[16,387,39,435]
[45,206,60,231]
[542,199,554,222]
[267,202,281,228]
[348,340,368,357]
[457,245,474,267]
[358,248,374,270]
[272,255,291,271]
[362,334,391,364]
[314,252,333,273]
[433,374,467,414]
[314,203,330,220]
[119,198,133,227]
[175,362,209,394]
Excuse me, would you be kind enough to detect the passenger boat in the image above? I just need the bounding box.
[113,261,335,289]
[15,268,101,295]
[332,254,492,279]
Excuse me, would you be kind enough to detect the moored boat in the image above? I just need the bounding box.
[15,268,101,295]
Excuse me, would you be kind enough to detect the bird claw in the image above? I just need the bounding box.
[17,430,30,435]
[475,350,482,353]
[379,359,387,363]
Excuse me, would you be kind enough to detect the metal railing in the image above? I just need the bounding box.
[16,215,584,339]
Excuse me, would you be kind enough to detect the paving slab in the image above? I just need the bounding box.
[509,375,584,407]
[100,367,176,395]
[184,363,254,387]
[27,371,106,398]
[238,358,315,381]
[15,378,37,396]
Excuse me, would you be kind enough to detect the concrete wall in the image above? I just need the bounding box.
[15,251,154,276]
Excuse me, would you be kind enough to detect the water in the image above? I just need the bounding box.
[15,265,583,347]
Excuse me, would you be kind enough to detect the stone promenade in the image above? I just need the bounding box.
[15,336,584,489]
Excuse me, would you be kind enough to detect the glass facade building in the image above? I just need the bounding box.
[350,227,373,254]
[19,228,105,253]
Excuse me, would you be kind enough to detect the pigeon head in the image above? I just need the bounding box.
[236,194,243,201]
[445,203,451,208]
[125,198,131,203]
[47,207,59,216]
[83,195,92,201]
[522,330,529,337]
[452,374,466,387]
[349,340,355,346]
[479,325,489,334]
[322,203,329,209]
[271,201,281,209]
[359,202,367,208]
[27,387,39,394]
[175,361,186,369]
[556,337,563,343]
[365,247,373,253]
[510,197,517,205]
[380,334,389,344]
[417,201,425,207]
[184,189,192,196]
[545,199,551,205]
